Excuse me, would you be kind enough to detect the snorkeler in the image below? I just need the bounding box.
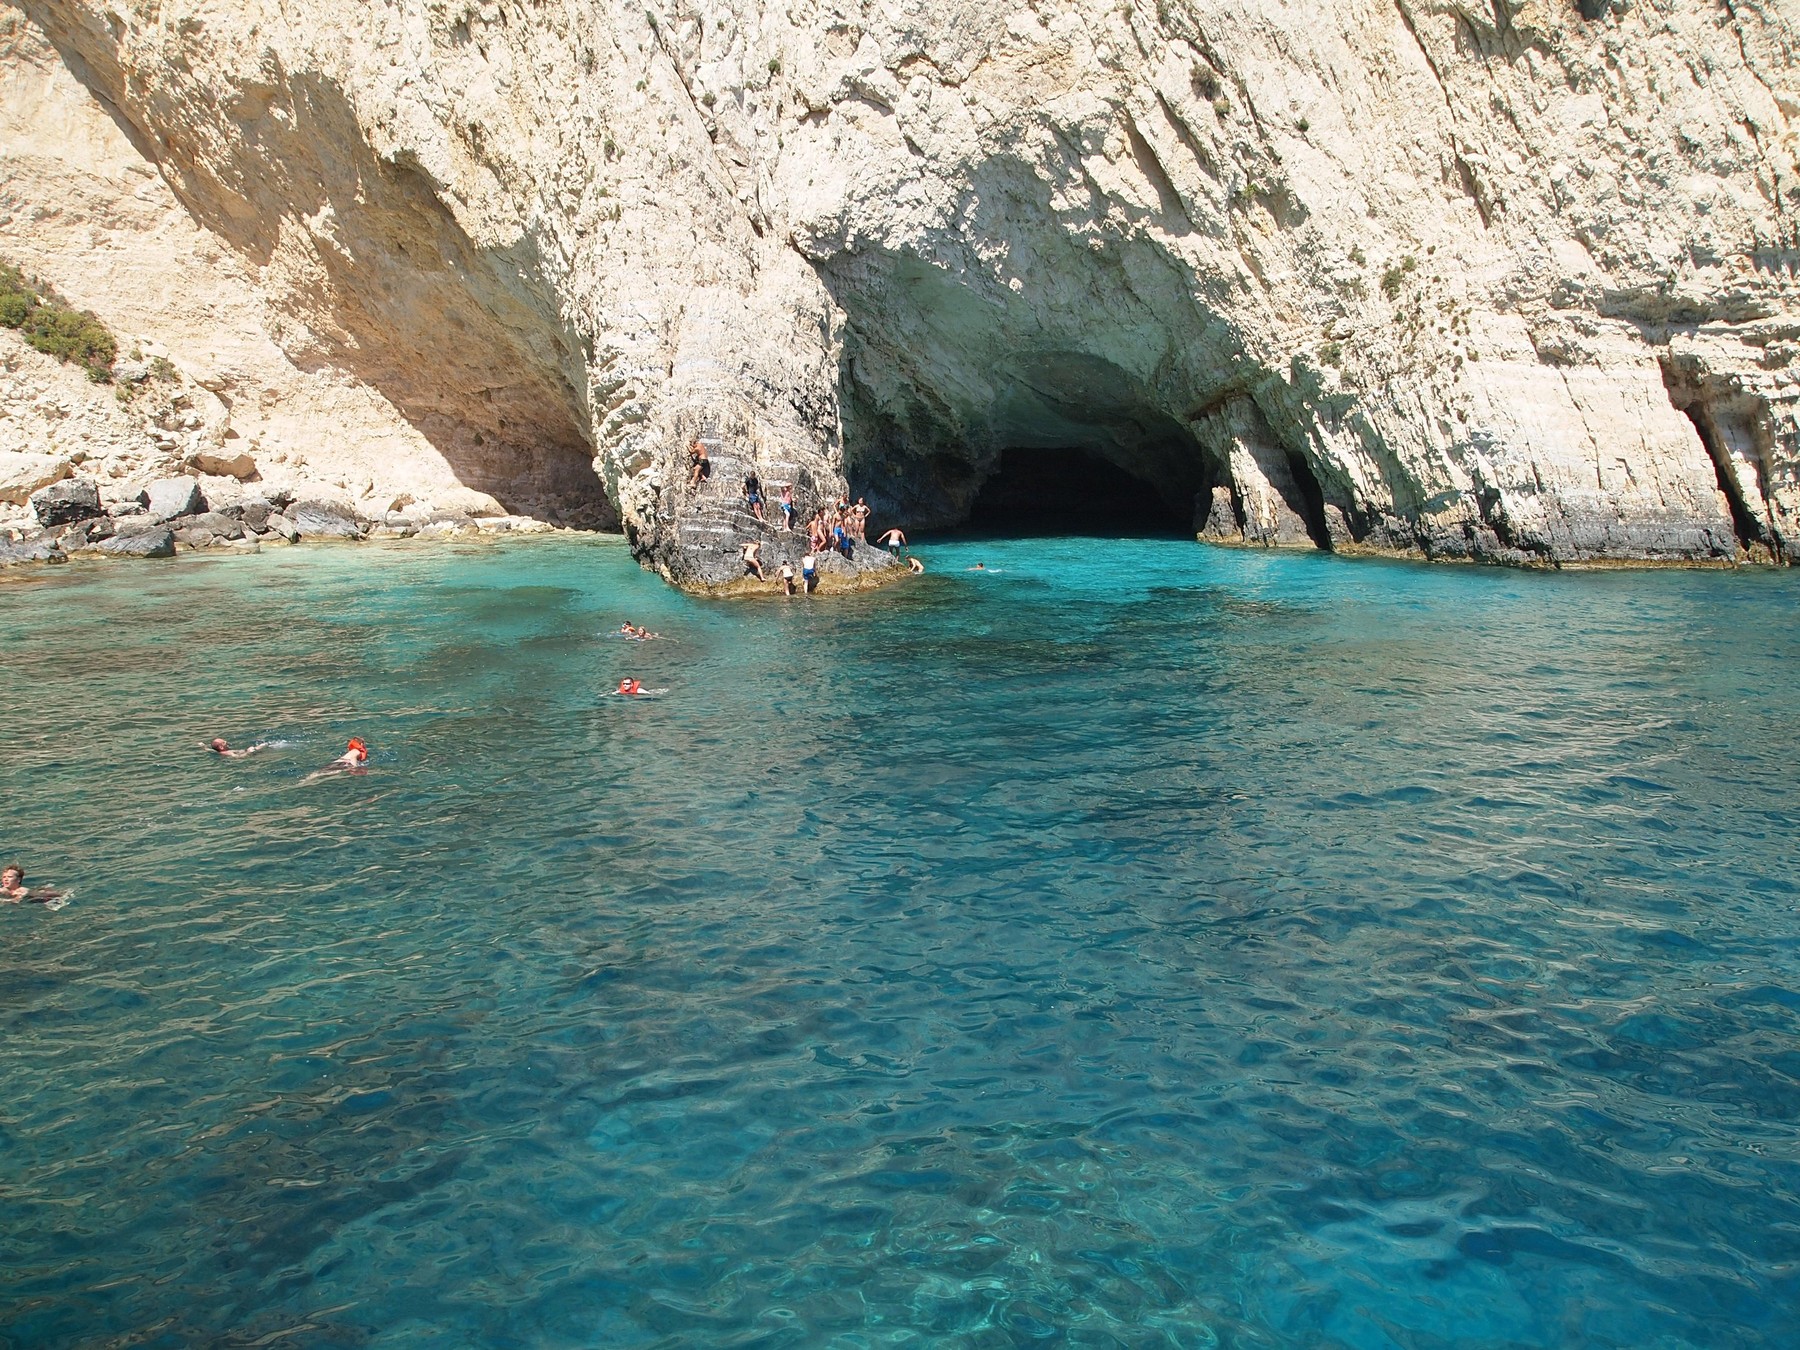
[204,737,266,759]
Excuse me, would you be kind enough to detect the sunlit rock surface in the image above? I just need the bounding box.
[4,0,1797,579]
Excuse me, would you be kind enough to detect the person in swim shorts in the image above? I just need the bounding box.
[801,552,818,593]
[778,483,795,530]
[877,527,906,557]
[687,438,711,489]
[743,470,764,522]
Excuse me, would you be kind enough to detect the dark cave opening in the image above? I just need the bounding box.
[962,446,1191,536]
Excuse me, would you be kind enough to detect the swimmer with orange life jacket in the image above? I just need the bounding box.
[305,737,370,781]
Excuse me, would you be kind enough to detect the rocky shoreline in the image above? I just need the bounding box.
[0,473,559,571]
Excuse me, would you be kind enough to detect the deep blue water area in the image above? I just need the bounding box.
[3,535,1798,1348]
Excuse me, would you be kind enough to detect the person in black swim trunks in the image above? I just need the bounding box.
[743,470,764,521]
[688,439,711,489]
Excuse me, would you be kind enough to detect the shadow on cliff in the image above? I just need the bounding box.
[21,6,613,524]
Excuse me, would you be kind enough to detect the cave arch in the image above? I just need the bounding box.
[968,445,1194,534]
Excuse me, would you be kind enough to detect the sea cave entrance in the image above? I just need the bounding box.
[964,445,1193,536]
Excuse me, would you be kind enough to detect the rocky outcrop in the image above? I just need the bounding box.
[2,0,1796,581]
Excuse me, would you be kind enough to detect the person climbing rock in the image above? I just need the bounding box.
[743,470,764,522]
[687,438,711,490]
[779,561,796,595]
[801,551,819,593]
[741,540,766,580]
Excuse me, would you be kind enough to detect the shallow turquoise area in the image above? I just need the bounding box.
[3,534,1798,1348]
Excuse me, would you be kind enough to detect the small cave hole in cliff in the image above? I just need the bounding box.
[965,446,1190,536]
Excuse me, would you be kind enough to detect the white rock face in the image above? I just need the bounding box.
[3,0,1797,578]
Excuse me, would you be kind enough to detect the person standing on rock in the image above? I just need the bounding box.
[877,527,907,557]
[743,470,764,522]
[687,439,711,491]
[778,483,795,531]
[741,539,766,581]
[801,551,819,594]
[779,561,796,595]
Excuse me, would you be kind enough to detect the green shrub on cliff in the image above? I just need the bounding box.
[0,263,117,382]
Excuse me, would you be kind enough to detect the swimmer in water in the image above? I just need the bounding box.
[204,737,266,759]
[617,678,643,696]
[305,737,369,781]
[1,864,59,904]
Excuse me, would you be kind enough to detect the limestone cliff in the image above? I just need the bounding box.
[4,0,1797,579]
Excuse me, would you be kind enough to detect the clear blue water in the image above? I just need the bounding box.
[3,535,1798,1348]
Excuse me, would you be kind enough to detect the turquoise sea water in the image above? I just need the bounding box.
[3,534,1798,1348]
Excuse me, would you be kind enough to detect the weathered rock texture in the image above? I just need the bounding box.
[4,0,1797,577]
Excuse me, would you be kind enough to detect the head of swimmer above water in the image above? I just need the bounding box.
[209,738,230,753]
[2,865,22,892]
[346,738,368,759]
